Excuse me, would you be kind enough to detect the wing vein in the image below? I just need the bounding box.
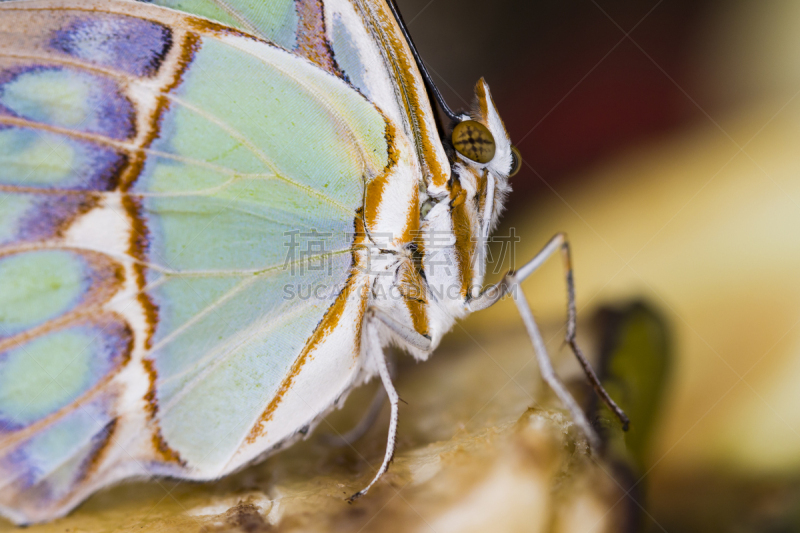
[163,94,356,214]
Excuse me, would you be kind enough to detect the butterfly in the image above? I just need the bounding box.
[0,0,628,524]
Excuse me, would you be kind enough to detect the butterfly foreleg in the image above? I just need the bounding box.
[469,232,629,449]
[368,308,432,351]
[347,315,403,502]
[325,348,398,447]
[325,383,386,447]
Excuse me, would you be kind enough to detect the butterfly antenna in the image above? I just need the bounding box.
[385,0,461,124]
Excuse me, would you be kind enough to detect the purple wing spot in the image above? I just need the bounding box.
[1,193,98,247]
[0,318,132,433]
[0,65,137,141]
[0,126,130,191]
[50,13,173,78]
[0,394,115,500]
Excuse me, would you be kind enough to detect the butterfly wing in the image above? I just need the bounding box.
[0,0,404,523]
[145,0,451,339]
[146,0,452,185]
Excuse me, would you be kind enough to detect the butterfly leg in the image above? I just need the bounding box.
[348,323,401,502]
[469,232,629,449]
[325,374,387,447]
[370,308,432,351]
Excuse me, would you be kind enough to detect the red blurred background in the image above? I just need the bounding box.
[399,0,714,205]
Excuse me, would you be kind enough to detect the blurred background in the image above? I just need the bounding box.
[397,0,800,531]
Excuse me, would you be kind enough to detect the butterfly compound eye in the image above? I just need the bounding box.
[509,146,522,177]
[452,120,496,164]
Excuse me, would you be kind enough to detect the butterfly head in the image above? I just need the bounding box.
[442,79,520,235]
[451,78,521,181]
